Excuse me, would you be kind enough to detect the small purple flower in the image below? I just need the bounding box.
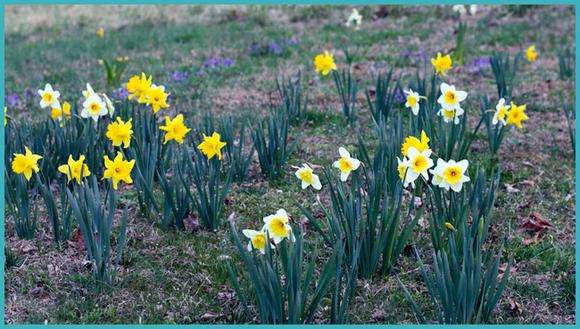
[112,87,128,101]
[467,56,491,74]
[268,42,283,55]
[394,87,405,103]
[285,37,300,46]
[221,58,235,68]
[5,93,20,108]
[171,70,189,83]
[203,57,221,69]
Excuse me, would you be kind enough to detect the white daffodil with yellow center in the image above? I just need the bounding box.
[345,8,362,29]
[103,93,115,117]
[492,98,510,125]
[81,93,108,122]
[82,83,96,99]
[429,158,470,192]
[437,83,467,111]
[242,229,271,254]
[262,209,294,244]
[295,163,322,190]
[405,147,433,187]
[437,107,464,124]
[397,156,415,188]
[404,89,424,116]
[38,83,61,109]
[333,147,361,182]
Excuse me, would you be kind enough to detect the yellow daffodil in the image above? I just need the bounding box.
[401,130,430,157]
[262,209,294,244]
[37,83,61,109]
[51,101,72,121]
[242,229,271,254]
[103,152,135,190]
[58,155,91,183]
[160,114,191,145]
[145,84,169,113]
[295,163,322,190]
[11,147,42,181]
[81,93,108,122]
[444,222,456,231]
[96,27,105,38]
[126,72,153,103]
[431,52,452,75]
[332,147,361,181]
[525,45,538,62]
[197,132,226,160]
[506,102,529,129]
[313,51,337,76]
[492,98,510,126]
[106,117,133,148]
[429,158,470,192]
[404,89,424,116]
[405,147,433,187]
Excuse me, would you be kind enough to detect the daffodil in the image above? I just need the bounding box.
[58,155,91,183]
[145,84,169,113]
[404,89,424,116]
[103,152,135,190]
[437,107,464,124]
[437,83,467,111]
[197,132,226,160]
[81,93,108,122]
[37,83,61,109]
[51,101,72,121]
[160,114,191,145]
[106,117,133,148]
[262,209,294,244]
[11,146,42,181]
[429,158,470,192]
[492,98,510,125]
[405,147,433,187]
[444,222,456,231]
[525,45,538,62]
[345,8,362,29]
[506,102,529,129]
[401,130,430,157]
[397,156,413,188]
[4,107,7,126]
[313,51,337,76]
[82,83,96,98]
[126,72,153,103]
[295,163,322,190]
[96,27,105,38]
[431,52,452,75]
[242,229,271,254]
[333,147,361,181]
[103,93,115,117]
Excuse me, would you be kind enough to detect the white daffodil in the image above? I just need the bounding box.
[405,147,434,187]
[397,156,414,188]
[295,163,322,190]
[262,209,294,244]
[469,5,478,15]
[242,229,271,254]
[345,8,362,29]
[452,5,467,15]
[333,147,361,181]
[429,158,470,192]
[37,83,61,109]
[102,93,115,117]
[437,107,465,124]
[437,83,467,111]
[81,93,108,122]
[404,89,424,116]
[82,83,96,99]
[492,98,510,125]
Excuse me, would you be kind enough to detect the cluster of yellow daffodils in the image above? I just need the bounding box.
[159,114,191,145]
[243,209,295,254]
[431,52,453,75]
[313,51,337,76]
[525,45,538,62]
[492,98,529,129]
[437,83,467,124]
[404,89,425,116]
[11,147,43,181]
[197,132,227,160]
[58,155,91,183]
[106,117,133,148]
[125,73,169,114]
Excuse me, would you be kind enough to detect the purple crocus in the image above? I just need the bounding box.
[112,87,128,101]
[394,87,405,104]
[171,70,189,83]
[221,58,235,68]
[466,56,491,74]
[5,93,20,108]
[268,42,283,55]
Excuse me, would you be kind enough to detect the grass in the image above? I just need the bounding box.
[4,4,576,324]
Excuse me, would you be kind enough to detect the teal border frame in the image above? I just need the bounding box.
[0,2,577,326]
